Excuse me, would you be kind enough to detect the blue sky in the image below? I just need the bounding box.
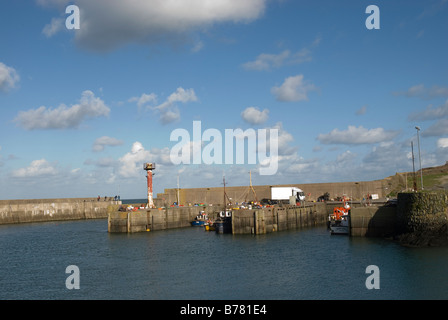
[1,0,447,200]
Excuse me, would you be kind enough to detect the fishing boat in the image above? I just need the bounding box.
[329,199,350,235]
[212,175,233,234]
[329,213,349,235]
[191,211,208,226]
[214,210,232,233]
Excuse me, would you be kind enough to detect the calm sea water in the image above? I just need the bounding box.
[1,217,448,300]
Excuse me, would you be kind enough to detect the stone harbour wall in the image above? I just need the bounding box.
[396,191,448,246]
[108,203,328,234]
[108,205,217,233]
[396,192,448,233]
[232,204,327,234]
[0,198,121,225]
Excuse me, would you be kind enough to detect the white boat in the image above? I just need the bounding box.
[328,199,350,235]
[330,214,349,235]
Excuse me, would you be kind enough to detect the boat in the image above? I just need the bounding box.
[212,175,234,234]
[191,211,208,226]
[328,199,350,235]
[214,210,232,234]
[329,213,349,235]
[191,220,206,226]
[203,216,215,231]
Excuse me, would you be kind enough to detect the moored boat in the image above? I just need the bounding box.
[191,220,206,226]
[329,214,349,235]
[215,210,232,234]
[191,211,208,226]
[329,199,350,235]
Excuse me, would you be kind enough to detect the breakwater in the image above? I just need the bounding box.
[0,198,121,225]
[232,204,327,234]
[396,191,448,246]
[108,205,213,233]
[349,191,448,246]
[108,203,328,234]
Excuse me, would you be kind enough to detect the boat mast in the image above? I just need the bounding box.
[223,174,226,212]
[177,174,180,205]
[249,170,258,203]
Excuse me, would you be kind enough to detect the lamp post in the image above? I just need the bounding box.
[415,126,423,190]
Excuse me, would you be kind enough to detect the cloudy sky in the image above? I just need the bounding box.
[1,0,448,200]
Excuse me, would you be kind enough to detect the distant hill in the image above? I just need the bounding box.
[383,161,448,197]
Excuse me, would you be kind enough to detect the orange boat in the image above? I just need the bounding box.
[328,198,350,235]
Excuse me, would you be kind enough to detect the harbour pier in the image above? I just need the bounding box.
[108,191,448,247]
[108,203,328,234]
[0,198,121,225]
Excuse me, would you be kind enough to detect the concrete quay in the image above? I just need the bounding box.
[110,193,447,245]
[109,203,330,234]
[349,206,397,237]
[0,198,121,225]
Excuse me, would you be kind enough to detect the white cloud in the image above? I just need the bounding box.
[363,141,438,173]
[42,17,64,37]
[129,88,197,123]
[271,75,317,102]
[41,0,267,52]
[408,99,448,121]
[158,87,198,107]
[337,150,357,163]
[268,122,296,156]
[317,126,399,145]
[361,142,407,176]
[243,36,320,71]
[423,118,448,137]
[159,108,181,124]
[408,100,448,137]
[243,50,291,71]
[134,87,198,124]
[118,142,172,178]
[0,62,20,93]
[437,138,448,148]
[11,159,58,178]
[92,136,124,152]
[14,90,110,130]
[128,93,157,109]
[241,107,269,125]
[394,84,448,99]
[118,142,151,178]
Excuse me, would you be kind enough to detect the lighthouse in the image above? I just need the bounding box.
[143,163,155,208]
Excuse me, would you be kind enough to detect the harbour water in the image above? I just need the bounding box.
[1,217,448,300]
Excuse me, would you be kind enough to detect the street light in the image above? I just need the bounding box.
[415,126,423,190]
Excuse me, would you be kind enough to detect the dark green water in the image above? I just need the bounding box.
[1,218,447,300]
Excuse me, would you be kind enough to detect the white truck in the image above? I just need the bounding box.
[269,187,305,204]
